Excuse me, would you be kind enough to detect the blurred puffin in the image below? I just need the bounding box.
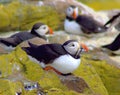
[0,22,53,52]
[102,33,120,55]
[102,13,120,55]
[22,40,88,75]
[104,12,120,31]
[64,5,119,34]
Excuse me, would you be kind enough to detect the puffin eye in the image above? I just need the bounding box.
[43,26,46,29]
[72,44,75,47]
[68,8,72,11]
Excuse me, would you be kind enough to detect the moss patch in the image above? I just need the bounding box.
[0,48,120,94]
[74,55,109,95]
[88,57,120,95]
[0,1,63,32]
[74,54,120,95]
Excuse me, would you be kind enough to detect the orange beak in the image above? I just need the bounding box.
[48,27,53,34]
[72,10,77,19]
[80,43,89,52]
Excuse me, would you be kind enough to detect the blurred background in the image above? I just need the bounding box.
[0,1,120,95]
[0,0,120,33]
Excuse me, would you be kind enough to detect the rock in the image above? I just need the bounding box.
[48,31,88,44]
[103,9,120,18]
[1,45,120,94]
[41,0,110,24]
[0,46,8,54]
[25,0,109,24]
[88,49,120,68]
[48,31,70,44]
[60,75,90,93]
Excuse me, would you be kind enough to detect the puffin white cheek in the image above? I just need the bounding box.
[67,10,73,17]
[35,29,45,36]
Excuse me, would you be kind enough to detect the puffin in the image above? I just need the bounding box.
[22,40,88,75]
[102,33,120,55]
[104,12,120,31]
[0,22,53,52]
[64,5,118,34]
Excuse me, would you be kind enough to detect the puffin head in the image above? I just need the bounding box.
[66,5,78,19]
[31,22,53,37]
[62,40,88,58]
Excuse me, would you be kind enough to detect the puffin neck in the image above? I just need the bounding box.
[31,30,47,41]
[66,16,75,21]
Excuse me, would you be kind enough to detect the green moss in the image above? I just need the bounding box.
[47,89,80,95]
[0,47,120,95]
[0,1,63,32]
[0,50,23,78]
[14,47,44,81]
[9,81,25,95]
[74,55,109,95]
[0,80,13,95]
[88,58,120,95]
[74,54,120,95]
[38,71,67,91]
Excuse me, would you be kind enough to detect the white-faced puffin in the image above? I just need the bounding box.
[64,5,119,34]
[22,40,88,75]
[0,22,53,51]
[102,33,120,55]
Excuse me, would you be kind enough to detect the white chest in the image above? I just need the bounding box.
[64,19,83,35]
[28,54,81,74]
[50,54,81,74]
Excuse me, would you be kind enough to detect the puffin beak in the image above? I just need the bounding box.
[75,43,88,58]
[72,10,77,19]
[48,27,54,34]
[80,43,89,52]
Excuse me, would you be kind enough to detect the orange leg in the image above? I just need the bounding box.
[43,66,62,75]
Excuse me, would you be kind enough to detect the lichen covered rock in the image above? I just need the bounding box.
[0,1,62,32]
[0,47,120,95]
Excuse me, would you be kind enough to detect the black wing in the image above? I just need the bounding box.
[102,33,120,51]
[0,32,35,47]
[0,37,19,47]
[76,15,106,33]
[10,32,35,41]
[104,12,120,27]
[23,43,67,64]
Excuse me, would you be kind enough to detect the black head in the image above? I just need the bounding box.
[70,5,76,8]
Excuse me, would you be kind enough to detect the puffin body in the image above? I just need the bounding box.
[75,15,107,33]
[50,54,80,74]
[64,5,119,34]
[22,40,88,75]
[64,16,83,35]
[0,22,53,52]
[102,33,120,55]
[0,32,37,47]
